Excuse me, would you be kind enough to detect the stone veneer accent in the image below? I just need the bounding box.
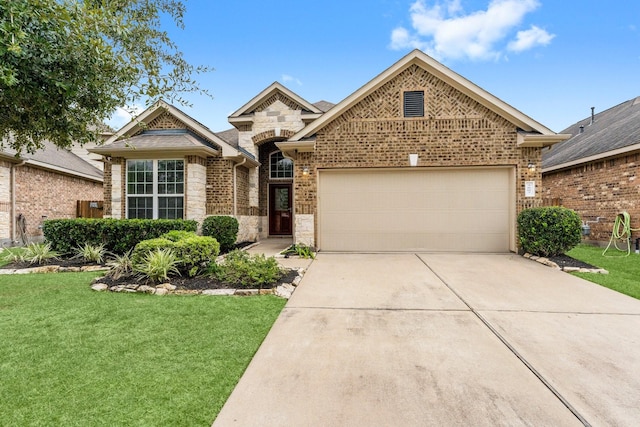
[237,215,260,242]
[294,214,314,246]
[294,64,542,248]
[110,163,123,219]
[186,156,207,225]
[543,151,640,242]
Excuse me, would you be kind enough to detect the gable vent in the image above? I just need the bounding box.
[403,91,424,118]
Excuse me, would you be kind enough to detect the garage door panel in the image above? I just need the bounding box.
[318,168,512,252]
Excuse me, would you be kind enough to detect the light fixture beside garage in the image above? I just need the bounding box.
[409,154,419,167]
[302,166,310,176]
[527,162,536,172]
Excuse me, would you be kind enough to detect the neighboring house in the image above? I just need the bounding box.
[0,140,104,246]
[542,96,640,242]
[91,49,568,252]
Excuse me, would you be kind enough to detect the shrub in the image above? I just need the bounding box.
[281,244,315,259]
[134,248,180,283]
[73,243,107,263]
[162,230,197,242]
[105,249,134,280]
[518,207,582,257]
[22,243,59,265]
[211,249,283,288]
[202,216,239,253]
[132,234,220,277]
[42,218,198,255]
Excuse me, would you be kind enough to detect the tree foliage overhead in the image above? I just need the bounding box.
[0,0,211,154]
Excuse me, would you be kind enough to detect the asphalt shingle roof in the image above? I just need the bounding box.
[104,129,220,152]
[1,139,103,180]
[542,96,640,170]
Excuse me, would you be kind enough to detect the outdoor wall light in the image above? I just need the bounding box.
[302,166,310,176]
[527,162,536,172]
[409,154,419,167]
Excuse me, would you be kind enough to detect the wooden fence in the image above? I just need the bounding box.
[77,200,104,218]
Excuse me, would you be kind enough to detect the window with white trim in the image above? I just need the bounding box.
[269,151,293,179]
[126,159,184,219]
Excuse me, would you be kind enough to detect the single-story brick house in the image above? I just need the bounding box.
[0,140,104,246]
[92,49,569,252]
[542,96,640,243]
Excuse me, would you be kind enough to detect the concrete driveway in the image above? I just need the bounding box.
[212,253,640,426]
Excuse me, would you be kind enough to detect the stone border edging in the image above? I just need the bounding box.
[522,253,608,274]
[90,267,306,299]
[0,265,110,275]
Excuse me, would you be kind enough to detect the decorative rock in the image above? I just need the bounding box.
[596,269,609,274]
[202,289,236,296]
[292,276,302,286]
[523,253,532,259]
[125,284,139,290]
[59,266,81,272]
[275,284,294,299]
[137,285,156,294]
[562,266,580,272]
[81,265,110,272]
[234,289,259,296]
[91,283,109,292]
[259,288,274,295]
[156,283,176,291]
[154,288,169,296]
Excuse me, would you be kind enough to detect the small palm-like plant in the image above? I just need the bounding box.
[105,249,134,280]
[134,248,180,283]
[22,243,59,265]
[74,243,107,264]
[0,247,25,264]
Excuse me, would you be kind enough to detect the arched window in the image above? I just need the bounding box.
[269,151,293,179]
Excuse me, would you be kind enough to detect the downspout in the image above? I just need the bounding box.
[232,157,247,216]
[11,160,26,243]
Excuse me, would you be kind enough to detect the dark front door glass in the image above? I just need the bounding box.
[269,184,292,235]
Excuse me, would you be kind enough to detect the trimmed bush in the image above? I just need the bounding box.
[132,234,220,277]
[201,216,239,253]
[42,218,198,255]
[518,207,582,257]
[209,249,282,288]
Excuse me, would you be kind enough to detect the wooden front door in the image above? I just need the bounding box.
[269,184,292,235]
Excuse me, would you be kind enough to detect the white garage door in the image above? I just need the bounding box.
[318,168,513,252]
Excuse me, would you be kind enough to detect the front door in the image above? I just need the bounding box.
[269,184,292,235]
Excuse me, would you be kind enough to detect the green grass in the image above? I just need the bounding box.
[0,272,286,426]
[567,244,640,299]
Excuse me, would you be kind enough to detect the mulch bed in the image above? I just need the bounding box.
[548,253,599,269]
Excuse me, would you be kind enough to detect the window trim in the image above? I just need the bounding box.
[269,151,294,180]
[126,159,184,219]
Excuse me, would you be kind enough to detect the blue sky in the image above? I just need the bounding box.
[108,0,640,134]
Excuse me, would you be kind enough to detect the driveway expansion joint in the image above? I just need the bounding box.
[416,254,592,427]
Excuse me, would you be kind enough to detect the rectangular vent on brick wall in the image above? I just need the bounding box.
[403,91,424,118]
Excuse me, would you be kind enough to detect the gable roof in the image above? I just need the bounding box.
[90,100,258,166]
[1,140,103,182]
[542,96,640,172]
[228,82,323,127]
[286,50,568,147]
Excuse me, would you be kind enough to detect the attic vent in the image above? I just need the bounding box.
[403,91,424,118]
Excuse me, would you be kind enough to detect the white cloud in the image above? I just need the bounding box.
[391,0,554,61]
[507,25,554,52]
[282,74,302,86]
[106,105,145,131]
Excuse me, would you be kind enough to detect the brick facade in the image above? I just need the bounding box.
[206,156,234,215]
[543,151,640,242]
[14,165,103,238]
[294,64,541,247]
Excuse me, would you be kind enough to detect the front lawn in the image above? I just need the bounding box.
[0,272,286,426]
[567,244,640,299]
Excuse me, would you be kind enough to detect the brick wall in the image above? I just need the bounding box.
[296,64,540,245]
[543,152,640,242]
[206,155,234,215]
[15,165,103,237]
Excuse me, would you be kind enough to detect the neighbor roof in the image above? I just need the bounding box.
[0,140,103,182]
[542,96,640,172]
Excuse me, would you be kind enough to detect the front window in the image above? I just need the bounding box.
[127,159,184,219]
[270,151,293,179]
